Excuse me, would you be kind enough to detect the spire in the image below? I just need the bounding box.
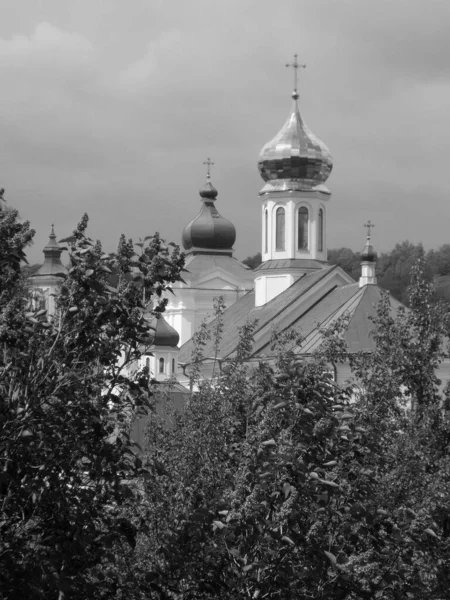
[359,221,377,287]
[182,160,236,255]
[35,225,67,277]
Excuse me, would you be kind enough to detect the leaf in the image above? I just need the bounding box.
[424,528,438,538]
[68,306,78,313]
[324,550,337,565]
[273,401,288,410]
[261,439,276,447]
[243,564,254,573]
[309,472,319,479]
[20,429,33,437]
[85,269,94,277]
[213,520,225,529]
[281,536,295,545]
[320,479,340,488]
[323,460,337,467]
[283,482,292,498]
[339,412,353,420]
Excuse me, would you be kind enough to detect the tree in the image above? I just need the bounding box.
[123,265,450,599]
[0,209,184,599]
[242,252,262,270]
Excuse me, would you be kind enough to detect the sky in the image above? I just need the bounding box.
[1,0,450,264]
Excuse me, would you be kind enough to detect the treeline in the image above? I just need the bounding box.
[243,242,450,305]
[3,204,450,598]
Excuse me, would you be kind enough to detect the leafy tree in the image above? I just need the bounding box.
[122,264,450,599]
[327,247,361,280]
[0,209,184,599]
[242,252,262,270]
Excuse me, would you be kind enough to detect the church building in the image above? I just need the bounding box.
[176,60,408,385]
[28,57,445,389]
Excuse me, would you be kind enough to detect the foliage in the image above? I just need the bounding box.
[0,210,184,599]
[242,252,262,270]
[122,265,450,599]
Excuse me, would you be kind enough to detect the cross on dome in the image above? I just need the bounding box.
[203,157,214,180]
[285,54,306,100]
[364,220,375,240]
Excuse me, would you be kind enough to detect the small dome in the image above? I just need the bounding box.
[182,176,236,255]
[153,316,179,348]
[35,225,67,277]
[258,95,333,191]
[361,239,377,263]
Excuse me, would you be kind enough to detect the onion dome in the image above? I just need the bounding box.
[258,92,333,194]
[153,316,179,348]
[182,175,236,256]
[361,237,377,263]
[361,221,377,263]
[35,225,67,277]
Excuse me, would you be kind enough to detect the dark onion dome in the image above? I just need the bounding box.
[361,237,378,263]
[258,92,333,193]
[35,225,67,277]
[153,316,180,348]
[182,176,236,256]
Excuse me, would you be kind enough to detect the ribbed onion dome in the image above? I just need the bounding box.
[258,91,333,193]
[361,237,378,263]
[182,176,236,256]
[153,316,180,348]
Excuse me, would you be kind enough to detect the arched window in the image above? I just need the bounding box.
[318,208,324,252]
[145,357,150,369]
[275,207,285,251]
[159,357,165,374]
[264,209,268,253]
[297,207,309,250]
[172,358,175,373]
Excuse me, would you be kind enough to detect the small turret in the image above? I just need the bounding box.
[359,221,377,287]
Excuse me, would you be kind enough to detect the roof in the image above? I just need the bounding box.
[179,267,403,365]
[182,253,253,286]
[255,258,328,272]
[179,265,344,363]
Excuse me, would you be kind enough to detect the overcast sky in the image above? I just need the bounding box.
[1,0,450,264]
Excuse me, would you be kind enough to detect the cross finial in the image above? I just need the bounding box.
[364,220,374,240]
[203,157,214,180]
[286,54,306,98]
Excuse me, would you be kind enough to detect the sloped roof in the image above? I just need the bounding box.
[179,265,342,363]
[179,262,404,366]
[182,253,253,286]
[296,284,404,355]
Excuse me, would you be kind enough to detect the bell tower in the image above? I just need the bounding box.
[255,57,333,307]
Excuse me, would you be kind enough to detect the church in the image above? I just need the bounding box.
[29,58,441,389]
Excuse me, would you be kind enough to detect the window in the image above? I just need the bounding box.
[318,208,324,252]
[297,206,309,250]
[275,207,285,251]
[159,357,165,374]
[172,358,175,373]
[145,357,150,369]
[264,209,268,253]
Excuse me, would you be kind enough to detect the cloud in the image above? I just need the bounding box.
[118,30,181,88]
[0,21,93,65]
